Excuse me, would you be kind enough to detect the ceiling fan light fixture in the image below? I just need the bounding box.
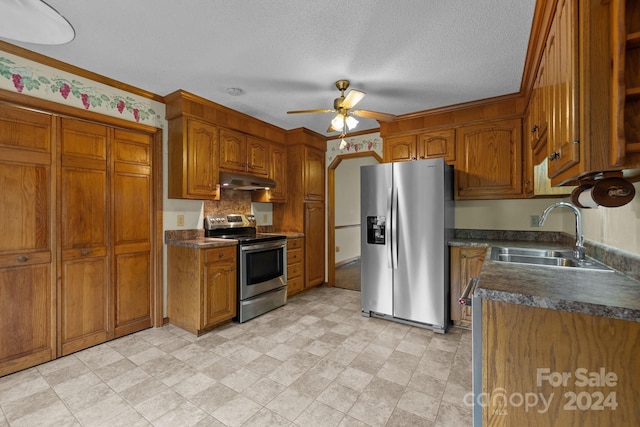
[330,114,345,132]
[345,115,358,130]
[0,0,75,45]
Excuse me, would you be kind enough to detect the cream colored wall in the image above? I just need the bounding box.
[334,156,380,263]
[455,183,640,256]
[455,197,571,231]
[581,182,640,255]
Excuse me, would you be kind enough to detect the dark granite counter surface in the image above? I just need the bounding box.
[165,237,237,249]
[450,232,640,322]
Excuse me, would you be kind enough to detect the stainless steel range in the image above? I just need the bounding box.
[204,214,287,323]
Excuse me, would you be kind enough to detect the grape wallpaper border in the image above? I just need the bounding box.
[0,51,164,128]
[326,132,383,165]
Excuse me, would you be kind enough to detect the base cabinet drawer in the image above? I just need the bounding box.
[287,276,304,295]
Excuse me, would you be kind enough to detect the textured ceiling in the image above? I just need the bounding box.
[5,0,536,136]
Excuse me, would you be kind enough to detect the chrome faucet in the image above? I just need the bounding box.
[538,202,586,261]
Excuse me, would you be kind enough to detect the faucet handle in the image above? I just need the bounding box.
[573,244,586,261]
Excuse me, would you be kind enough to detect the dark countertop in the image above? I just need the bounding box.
[450,238,640,322]
[166,237,237,249]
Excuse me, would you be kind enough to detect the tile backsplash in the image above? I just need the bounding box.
[204,189,252,216]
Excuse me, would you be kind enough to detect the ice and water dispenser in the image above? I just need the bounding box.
[366,216,386,244]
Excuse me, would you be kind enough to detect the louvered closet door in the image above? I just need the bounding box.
[59,118,109,356]
[112,128,152,337]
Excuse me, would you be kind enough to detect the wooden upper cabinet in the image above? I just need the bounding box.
[304,146,325,201]
[0,105,56,377]
[456,119,523,199]
[246,137,269,177]
[419,129,456,164]
[252,142,288,203]
[219,128,246,172]
[611,0,640,167]
[219,129,269,177]
[546,0,580,178]
[384,135,417,162]
[384,130,455,164]
[168,117,219,200]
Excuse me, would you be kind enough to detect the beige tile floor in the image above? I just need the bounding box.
[0,287,472,427]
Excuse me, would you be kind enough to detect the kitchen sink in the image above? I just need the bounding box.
[490,246,613,272]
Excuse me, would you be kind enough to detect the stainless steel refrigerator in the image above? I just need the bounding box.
[360,158,454,333]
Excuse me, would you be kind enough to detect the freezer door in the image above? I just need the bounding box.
[360,163,393,316]
[393,160,446,326]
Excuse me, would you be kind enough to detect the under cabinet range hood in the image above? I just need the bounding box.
[219,172,276,190]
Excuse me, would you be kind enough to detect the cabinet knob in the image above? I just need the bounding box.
[80,248,92,256]
[531,124,539,134]
[219,252,224,258]
[412,157,416,160]
[549,152,560,161]
[17,255,28,263]
[461,254,467,258]
[419,156,425,159]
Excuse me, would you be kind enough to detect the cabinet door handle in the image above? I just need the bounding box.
[531,124,539,133]
[80,248,92,256]
[17,255,29,263]
[549,152,560,161]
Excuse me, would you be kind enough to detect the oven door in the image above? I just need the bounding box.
[238,239,287,300]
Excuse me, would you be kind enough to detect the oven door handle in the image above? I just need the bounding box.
[240,240,287,252]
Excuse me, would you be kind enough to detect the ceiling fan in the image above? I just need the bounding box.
[287,79,396,135]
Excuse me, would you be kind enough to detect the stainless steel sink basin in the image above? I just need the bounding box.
[492,247,566,258]
[490,246,613,272]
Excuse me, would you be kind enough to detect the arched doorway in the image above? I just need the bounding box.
[327,151,382,288]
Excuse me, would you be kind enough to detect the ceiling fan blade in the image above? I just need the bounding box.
[287,109,336,114]
[352,109,396,122]
[342,89,366,109]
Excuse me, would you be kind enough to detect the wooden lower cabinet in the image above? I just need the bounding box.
[305,203,325,289]
[0,105,56,377]
[450,246,486,327]
[483,300,640,426]
[168,245,237,335]
[286,237,304,296]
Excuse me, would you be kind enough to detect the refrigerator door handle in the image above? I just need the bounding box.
[386,186,393,268]
[391,184,398,269]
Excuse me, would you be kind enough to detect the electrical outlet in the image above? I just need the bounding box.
[335,246,340,252]
[263,214,268,223]
[177,214,185,227]
[530,214,540,227]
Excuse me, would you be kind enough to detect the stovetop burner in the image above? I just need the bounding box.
[204,214,285,244]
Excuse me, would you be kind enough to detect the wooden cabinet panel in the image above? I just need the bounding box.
[286,237,305,297]
[168,117,219,199]
[253,142,287,203]
[0,106,55,376]
[384,131,455,164]
[611,0,640,167]
[450,246,486,327]
[304,146,325,201]
[168,245,237,335]
[384,135,417,162]
[219,128,247,172]
[547,0,580,177]
[59,118,110,355]
[305,203,325,288]
[204,250,236,327]
[456,119,523,199]
[112,129,152,337]
[419,129,456,163]
[246,137,269,177]
[483,300,640,426]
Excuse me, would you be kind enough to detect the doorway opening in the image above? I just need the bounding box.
[327,152,381,291]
